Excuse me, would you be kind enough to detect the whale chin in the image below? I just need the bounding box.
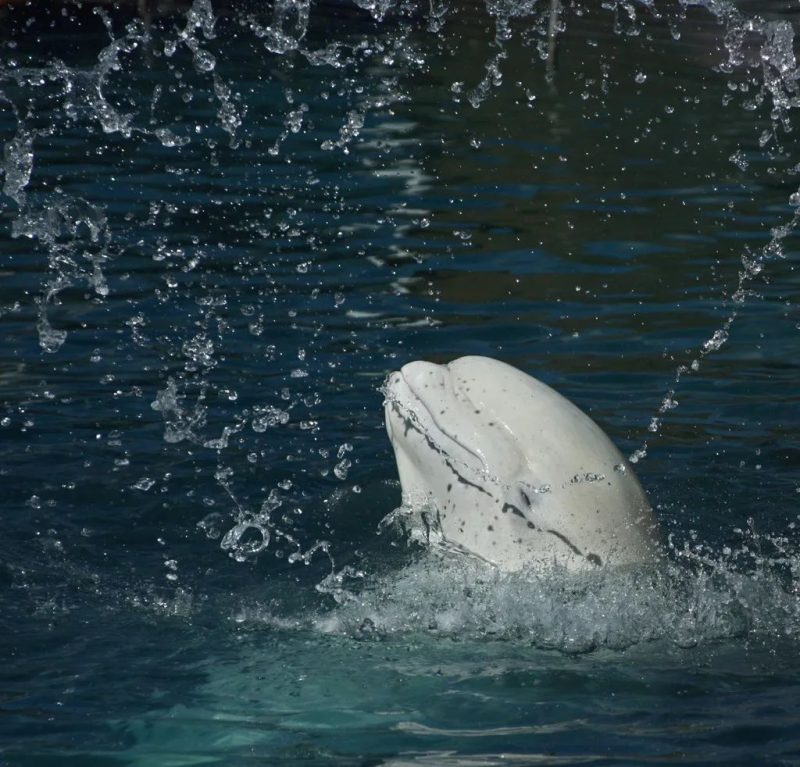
[383,356,661,572]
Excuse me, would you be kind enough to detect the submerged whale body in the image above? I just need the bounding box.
[383,356,660,571]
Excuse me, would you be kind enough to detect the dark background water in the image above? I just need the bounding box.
[1,1,799,764]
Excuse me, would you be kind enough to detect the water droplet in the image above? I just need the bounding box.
[729,150,749,171]
[333,458,352,480]
[629,445,647,464]
[193,49,216,73]
[197,512,224,539]
[702,329,729,353]
[221,522,270,561]
[37,319,67,353]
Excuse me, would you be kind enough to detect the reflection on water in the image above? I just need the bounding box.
[1,0,799,764]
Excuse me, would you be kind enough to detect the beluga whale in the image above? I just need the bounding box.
[383,356,660,572]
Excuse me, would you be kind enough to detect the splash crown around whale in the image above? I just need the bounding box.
[383,356,660,571]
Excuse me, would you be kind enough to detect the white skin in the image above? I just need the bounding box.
[384,356,660,572]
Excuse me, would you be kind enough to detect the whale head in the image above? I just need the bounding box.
[383,356,660,571]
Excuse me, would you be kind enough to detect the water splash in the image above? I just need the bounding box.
[11,195,112,352]
[2,0,799,588]
[250,0,312,55]
[1,119,34,205]
[313,526,800,653]
[167,0,217,71]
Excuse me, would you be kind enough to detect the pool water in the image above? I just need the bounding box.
[1,0,799,764]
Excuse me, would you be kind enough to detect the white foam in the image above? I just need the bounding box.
[312,533,800,653]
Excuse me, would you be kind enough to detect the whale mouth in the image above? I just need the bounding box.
[383,368,488,476]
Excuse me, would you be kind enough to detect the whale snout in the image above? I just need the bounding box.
[384,370,403,392]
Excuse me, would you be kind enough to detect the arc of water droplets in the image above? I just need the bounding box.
[394,0,798,461]
[629,235,790,464]
[630,3,800,462]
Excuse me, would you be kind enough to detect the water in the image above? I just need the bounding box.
[1,0,799,764]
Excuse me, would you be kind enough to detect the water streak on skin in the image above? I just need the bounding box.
[388,396,493,498]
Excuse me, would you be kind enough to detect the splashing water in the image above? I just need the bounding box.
[1,0,798,648]
[3,3,800,763]
[317,555,798,653]
[295,503,800,653]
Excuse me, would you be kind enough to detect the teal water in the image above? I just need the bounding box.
[1,1,799,764]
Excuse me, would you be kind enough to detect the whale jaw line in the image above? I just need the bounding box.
[384,364,489,479]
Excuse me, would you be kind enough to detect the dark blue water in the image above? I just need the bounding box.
[1,1,799,764]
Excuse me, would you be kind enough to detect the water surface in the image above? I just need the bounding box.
[1,1,799,764]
